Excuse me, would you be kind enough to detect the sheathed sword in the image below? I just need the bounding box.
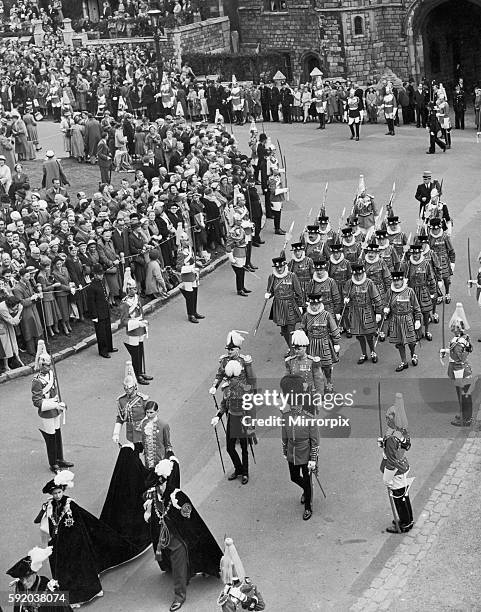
[214,425,226,474]
[312,466,326,498]
[467,237,473,296]
[213,395,227,433]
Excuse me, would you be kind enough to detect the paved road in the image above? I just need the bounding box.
[1,119,480,611]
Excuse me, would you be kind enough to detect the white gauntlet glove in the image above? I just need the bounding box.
[112,422,121,444]
[334,344,340,353]
[450,262,455,272]
[414,320,421,330]
[209,386,217,395]
[264,292,271,300]
[375,313,382,323]
[307,460,316,472]
[211,416,220,427]
[344,297,350,304]
[383,307,390,315]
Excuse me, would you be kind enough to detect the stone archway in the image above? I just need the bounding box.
[405,0,481,88]
[301,52,322,84]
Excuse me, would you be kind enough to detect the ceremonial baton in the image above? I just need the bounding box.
[214,425,226,474]
[467,237,473,296]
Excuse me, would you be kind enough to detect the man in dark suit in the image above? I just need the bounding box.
[414,83,428,128]
[97,132,112,185]
[245,178,264,247]
[271,84,281,122]
[139,155,159,188]
[87,263,117,358]
[260,82,271,122]
[257,133,272,219]
[414,170,441,217]
[45,179,69,205]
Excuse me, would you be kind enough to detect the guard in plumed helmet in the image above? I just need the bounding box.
[112,361,148,445]
[288,241,314,304]
[303,224,326,261]
[440,303,473,427]
[217,537,265,611]
[328,241,352,335]
[364,243,392,341]
[226,223,250,297]
[347,216,364,244]
[32,340,73,473]
[380,393,414,533]
[209,330,256,395]
[120,267,151,385]
[404,241,437,341]
[384,270,422,371]
[428,217,455,304]
[211,360,252,484]
[144,458,222,612]
[265,256,303,353]
[341,226,362,264]
[351,175,377,235]
[301,293,340,393]
[285,329,322,401]
[376,229,399,273]
[6,546,71,612]
[176,233,203,323]
[306,257,341,318]
[343,263,383,364]
[421,187,452,234]
[386,216,408,260]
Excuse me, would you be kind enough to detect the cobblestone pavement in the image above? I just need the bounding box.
[350,423,481,612]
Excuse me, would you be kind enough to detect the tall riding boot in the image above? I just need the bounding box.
[55,429,74,468]
[40,429,59,472]
[26,339,36,356]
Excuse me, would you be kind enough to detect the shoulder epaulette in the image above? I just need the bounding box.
[307,355,321,362]
[285,355,296,362]
[138,392,149,400]
[218,354,228,362]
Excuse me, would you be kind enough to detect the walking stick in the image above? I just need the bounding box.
[214,425,226,474]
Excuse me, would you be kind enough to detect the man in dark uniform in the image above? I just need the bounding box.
[245,178,264,246]
[414,170,441,217]
[270,83,281,122]
[209,330,256,395]
[426,102,446,154]
[257,133,272,219]
[285,329,322,397]
[112,361,148,444]
[280,373,320,521]
[211,360,251,484]
[86,263,117,358]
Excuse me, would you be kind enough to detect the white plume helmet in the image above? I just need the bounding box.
[154,459,173,479]
[123,360,138,387]
[430,188,439,198]
[386,393,408,431]
[291,329,309,346]
[220,537,246,585]
[232,74,238,87]
[357,174,366,195]
[122,266,136,293]
[226,330,248,348]
[53,470,74,488]
[449,302,470,331]
[28,546,53,572]
[34,340,50,371]
[224,360,242,378]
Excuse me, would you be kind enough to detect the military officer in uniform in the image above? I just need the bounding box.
[301,293,340,393]
[112,361,148,444]
[211,360,251,484]
[416,232,443,323]
[351,175,377,236]
[347,87,361,141]
[32,340,73,472]
[381,83,396,135]
[209,330,256,395]
[285,329,322,400]
[226,222,250,297]
[119,268,151,385]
